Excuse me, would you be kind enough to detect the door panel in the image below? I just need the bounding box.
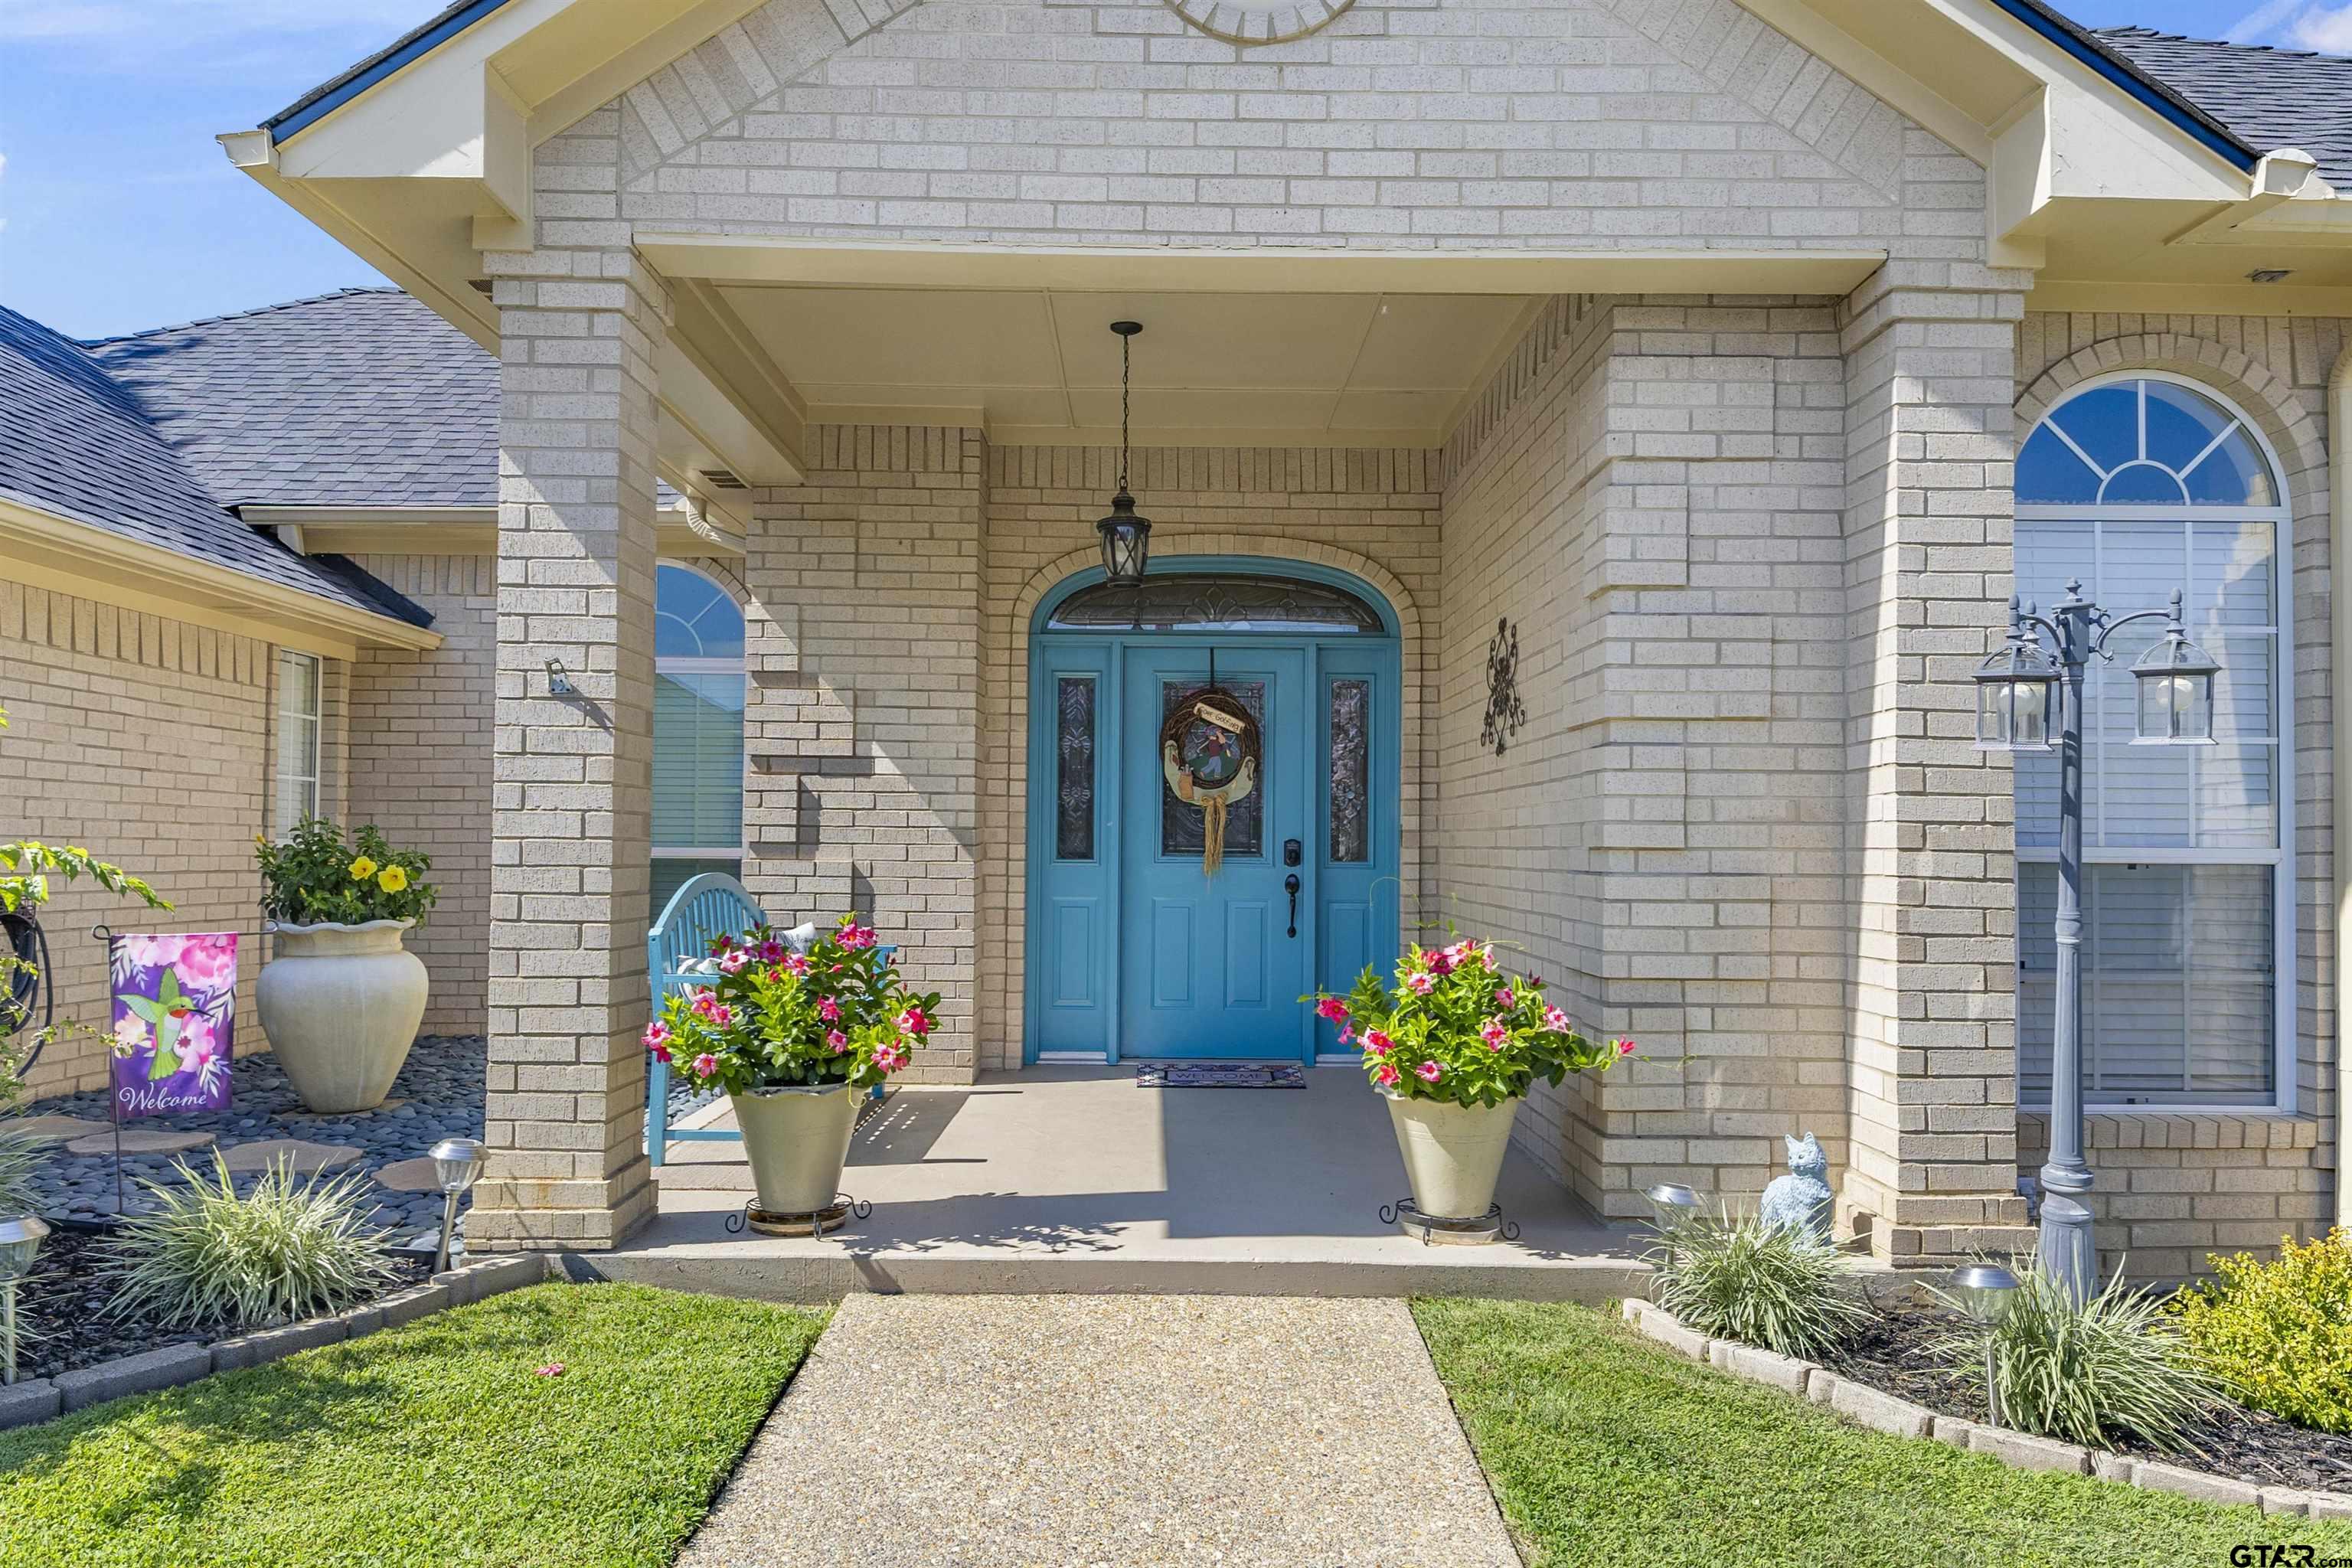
[1121,645,1308,1058]
[1031,644,1112,1054]
[1313,646,1400,1054]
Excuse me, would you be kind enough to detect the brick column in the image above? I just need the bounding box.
[470,254,668,1251]
[1838,262,2036,1266]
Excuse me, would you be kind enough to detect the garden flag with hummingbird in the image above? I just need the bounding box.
[107,933,237,1117]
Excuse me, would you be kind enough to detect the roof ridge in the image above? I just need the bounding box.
[83,286,408,348]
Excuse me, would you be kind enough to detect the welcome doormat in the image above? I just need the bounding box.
[1135,1063,1306,1089]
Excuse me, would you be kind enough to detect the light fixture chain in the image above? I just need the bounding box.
[1119,330,1132,494]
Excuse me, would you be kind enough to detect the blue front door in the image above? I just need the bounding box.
[1119,645,1308,1058]
[1026,564,1402,1064]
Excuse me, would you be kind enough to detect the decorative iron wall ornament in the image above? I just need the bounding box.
[1480,617,1526,756]
[1161,685,1260,877]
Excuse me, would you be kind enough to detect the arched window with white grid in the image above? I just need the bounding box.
[652,562,746,913]
[2014,373,2292,1108]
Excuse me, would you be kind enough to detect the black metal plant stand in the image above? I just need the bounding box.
[1380,1197,1519,1246]
[727,1193,871,1238]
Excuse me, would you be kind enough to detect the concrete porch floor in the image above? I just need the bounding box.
[571,1067,1649,1302]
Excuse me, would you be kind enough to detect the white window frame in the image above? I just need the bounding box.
[273,649,322,839]
[652,560,747,875]
[2014,369,2295,1114]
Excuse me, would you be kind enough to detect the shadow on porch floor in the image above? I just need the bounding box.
[577,1067,1649,1302]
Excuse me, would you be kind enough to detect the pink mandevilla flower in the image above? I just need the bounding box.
[1416,1060,1443,1083]
[708,1004,733,1028]
[1616,1038,1638,1057]
[1315,997,1349,1023]
[1364,1028,1393,1056]
[1374,1063,1401,1088]
[838,923,877,951]
[784,953,811,976]
[652,1044,673,1064]
[1495,987,1514,1009]
[693,1053,718,1077]
[1479,1017,1509,1050]
[818,996,841,1022]
[897,1006,931,1037]
[756,938,787,963]
[643,1021,670,1049]
[718,949,748,975]
[875,1042,907,1073]
[826,1029,848,1051]
[1406,972,1435,996]
[1544,1004,1571,1034]
[1426,947,1455,977]
[1337,1024,1354,1047]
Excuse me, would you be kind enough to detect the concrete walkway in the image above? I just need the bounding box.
[677,1294,1522,1568]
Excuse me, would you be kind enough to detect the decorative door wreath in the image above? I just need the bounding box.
[1161,686,1259,877]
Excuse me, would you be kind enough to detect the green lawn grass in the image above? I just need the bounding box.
[1415,1296,2352,1568]
[0,1282,824,1568]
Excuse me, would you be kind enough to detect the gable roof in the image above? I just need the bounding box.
[0,303,431,629]
[89,289,498,511]
[2091,26,2352,188]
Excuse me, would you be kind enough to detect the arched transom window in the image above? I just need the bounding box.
[2015,375,2291,1109]
[652,563,746,913]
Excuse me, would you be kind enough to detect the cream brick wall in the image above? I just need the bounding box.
[2012,312,2345,1277]
[573,0,1979,266]
[0,578,340,1099]
[743,425,991,1080]
[348,554,498,1035]
[1435,292,1859,1222]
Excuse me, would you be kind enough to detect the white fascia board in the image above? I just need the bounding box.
[272,36,536,229]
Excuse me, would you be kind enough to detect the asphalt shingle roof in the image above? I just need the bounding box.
[90,289,498,511]
[2092,26,2352,189]
[0,302,430,628]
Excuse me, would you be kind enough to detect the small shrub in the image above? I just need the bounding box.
[255,818,436,929]
[0,1130,38,1220]
[1931,1259,2216,1450]
[103,1152,397,1331]
[1645,1212,1875,1359]
[2173,1231,2352,1434]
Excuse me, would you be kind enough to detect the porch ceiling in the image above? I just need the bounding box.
[702,283,1542,450]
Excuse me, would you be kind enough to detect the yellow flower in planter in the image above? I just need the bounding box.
[377,864,409,894]
[348,857,378,880]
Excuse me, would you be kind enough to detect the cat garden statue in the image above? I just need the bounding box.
[1759,1132,1834,1243]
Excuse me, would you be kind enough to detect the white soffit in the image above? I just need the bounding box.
[712,283,1544,448]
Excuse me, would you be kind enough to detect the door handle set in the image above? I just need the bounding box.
[1285,874,1302,938]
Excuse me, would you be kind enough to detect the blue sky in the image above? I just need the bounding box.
[0,0,2343,340]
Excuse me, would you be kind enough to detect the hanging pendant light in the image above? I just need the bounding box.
[1096,320,1152,586]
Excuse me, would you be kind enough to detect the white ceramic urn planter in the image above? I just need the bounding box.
[731,1082,859,1217]
[256,920,427,1114]
[1383,1089,1522,1224]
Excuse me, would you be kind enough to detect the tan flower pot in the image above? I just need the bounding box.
[256,920,427,1113]
[731,1082,859,1216]
[1382,1089,1522,1222]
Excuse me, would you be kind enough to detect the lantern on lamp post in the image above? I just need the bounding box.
[1974,581,2220,1302]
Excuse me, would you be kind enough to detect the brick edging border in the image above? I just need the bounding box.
[0,1254,550,1433]
[1622,1297,2352,1521]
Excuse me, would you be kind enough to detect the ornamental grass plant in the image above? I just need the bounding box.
[1644,1210,1876,1360]
[1930,1258,2217,1450]
[102,1152,397,1331]
[2173,1230,2352,1434]
[254,818,436,929]
[0,1131,39,1220]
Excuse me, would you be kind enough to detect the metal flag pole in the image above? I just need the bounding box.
[92,924,123,1216]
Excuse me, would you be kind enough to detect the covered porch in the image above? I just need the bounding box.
[596,1066,1642,1300]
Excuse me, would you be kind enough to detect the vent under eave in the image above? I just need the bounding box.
[697,468,749,491]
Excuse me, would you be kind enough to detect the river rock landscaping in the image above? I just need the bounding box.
[6,1034,484,1235]
[1823,1298,2352,1496]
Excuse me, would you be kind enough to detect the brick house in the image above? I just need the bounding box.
[7,0,2352,1275]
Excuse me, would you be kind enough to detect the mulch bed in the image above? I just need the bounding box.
[1823,1301,2352,1494]
[10,1224,435,1383]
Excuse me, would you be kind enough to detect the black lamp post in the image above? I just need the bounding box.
[1975,581,2220,1301]
[1096,320,1151,586]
